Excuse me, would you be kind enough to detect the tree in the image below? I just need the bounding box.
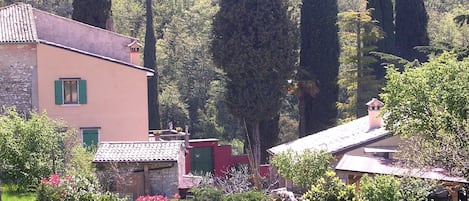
[145,0,161,130]
[395,0,430,63]
[366,0,394,80]
[337,9,383,121]
[211,0,297,167]
[271,149,333,190]
[298,0,340,137]
[0,108,69,191]
[72,0,111,29]
[382,53,469,180]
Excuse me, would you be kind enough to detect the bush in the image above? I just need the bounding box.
[36,174,126,201]
[302,170,357,201]
[359,174,400,201]
[0,108,71,191]
[223,191,269,201]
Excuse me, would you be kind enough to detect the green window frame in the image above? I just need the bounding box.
[82,128,99,147]
[55,79,87,105]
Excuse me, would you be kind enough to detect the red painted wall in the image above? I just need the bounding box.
[185,139,250,177]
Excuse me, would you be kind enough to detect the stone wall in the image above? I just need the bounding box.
[0,44,37,114]
[149,164,179,196]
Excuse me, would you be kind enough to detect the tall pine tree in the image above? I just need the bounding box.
[298,0,340,137]
[395,0,430,63]
[145,0,161,130]
[212,0,297,167]
[366,0,394,80]
[72,0,111,29]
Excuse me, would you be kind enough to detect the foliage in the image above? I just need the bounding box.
[212,0,298,165]
[223,191,269,201]
[271,149,333,189]
[398,177,436,201]
[395,0,430,62]
[36,174,126,201]
[298,0,340,137]
[144,0,161,130]
[382,53,469,179]
[159,84,190,127]
[337,9,384,121]
[302,170,357,201]
[72,0,111,29]
[0,108,69,191]
[0,0,72,17]
[359,174,400,201]
[135,195,168,201]
[191,185,223,201]
[1,184,36,201]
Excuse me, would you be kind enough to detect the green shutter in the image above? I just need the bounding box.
[82,129,98,147]
[78,80,87,104]
[54,80,63,105]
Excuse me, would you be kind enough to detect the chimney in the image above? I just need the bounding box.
[128,40,142,66]
[366,98,384,130]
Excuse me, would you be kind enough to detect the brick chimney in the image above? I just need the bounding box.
[366,98,384,130]
[128,40,142,66]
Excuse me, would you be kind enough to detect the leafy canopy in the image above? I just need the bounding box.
[382,52,469,178]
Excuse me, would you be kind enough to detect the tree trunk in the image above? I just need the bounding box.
[356,12,362,118]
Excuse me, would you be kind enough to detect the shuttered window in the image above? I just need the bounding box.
[54,79,87,105]
[82,129,99,147]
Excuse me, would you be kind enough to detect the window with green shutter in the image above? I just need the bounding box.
[54,79,87,105]
[82,128,99,147]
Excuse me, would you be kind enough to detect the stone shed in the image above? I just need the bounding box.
[93,141,190,199]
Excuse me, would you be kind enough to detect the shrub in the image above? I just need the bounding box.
[135,195,167,201]
[359,174,400,201]
[36,174,126,201]
[302,170,357,201]
[223,191,269,201]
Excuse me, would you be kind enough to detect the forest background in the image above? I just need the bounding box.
[0,0,467,161]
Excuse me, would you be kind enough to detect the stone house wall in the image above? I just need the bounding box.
[96,162,179,199]
[0,44,37,113]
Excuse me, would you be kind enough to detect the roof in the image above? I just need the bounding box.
[335,154,468,183]
[93,141,184,163]
[0,3,38,43]
[267,115,389,155]
[40,40,154,75]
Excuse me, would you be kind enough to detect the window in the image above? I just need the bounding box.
[55,79,87,105]
[82,128,99,147]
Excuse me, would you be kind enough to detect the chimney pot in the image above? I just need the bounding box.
[366,98,384,130]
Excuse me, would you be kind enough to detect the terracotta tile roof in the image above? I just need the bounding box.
[267,116,389,155]
[336,154,468,183]
[93,141,184,163]
[0,3,38,43]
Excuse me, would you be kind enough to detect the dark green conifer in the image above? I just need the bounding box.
[212,0,297,166]
[72,0,111,29]
[298,0,340,137]
[145,0,161,129]
[395,0,430,62]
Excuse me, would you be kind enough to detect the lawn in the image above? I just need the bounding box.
[1,184,36,201]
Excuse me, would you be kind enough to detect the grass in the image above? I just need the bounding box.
[1,184,36,201]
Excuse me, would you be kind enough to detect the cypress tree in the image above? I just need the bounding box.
[366,0,394,79]
[212,0,297,166]
[395,0,430,62]
[298,0,340,137]
[72,0,111,29]
[145,0,161,130]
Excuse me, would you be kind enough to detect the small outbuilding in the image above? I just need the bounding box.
[93,141,200,199]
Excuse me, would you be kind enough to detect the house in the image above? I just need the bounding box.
[0,3,153,144]
[92,141,200,199]
[268,98,467,201]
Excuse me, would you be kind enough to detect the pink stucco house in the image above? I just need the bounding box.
[0,3,153,144]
